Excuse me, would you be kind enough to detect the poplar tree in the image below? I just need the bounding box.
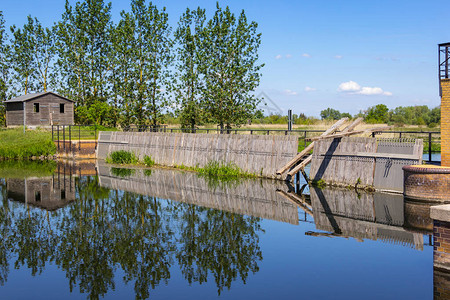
[10,23,35,94]
[23,16,55,92]
[131,0,173,126]
[55,0,113,111]
[202,4,263,131]
[0,11,10,126]
[173,7,207,132]
[111,11,137,127]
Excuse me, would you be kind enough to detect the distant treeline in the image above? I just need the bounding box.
[0,0,263,130]
[250,104,441,127]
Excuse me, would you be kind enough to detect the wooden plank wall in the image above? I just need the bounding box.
[97,164,299,225]
[309,137,423,192]
[97,132,299,178]
[309,137,377,186]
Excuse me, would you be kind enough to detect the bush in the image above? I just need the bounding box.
[143,155,155,167]
[106,150,138,164]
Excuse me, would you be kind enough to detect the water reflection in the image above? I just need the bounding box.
[0,161,269,298]
[0,161,436,299]
[309,187,424,250]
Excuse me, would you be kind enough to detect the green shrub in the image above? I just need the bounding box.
[143,155,155,167]
[106,150,138,164]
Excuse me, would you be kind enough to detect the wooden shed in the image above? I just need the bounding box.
[5,92,75,127]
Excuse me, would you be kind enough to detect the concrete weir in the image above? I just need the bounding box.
[97,131,299,178]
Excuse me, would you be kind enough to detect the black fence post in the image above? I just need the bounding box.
[57,125,60,151]
[429,132,432,163]
[69,125,71,153]
[63,126,65,150]
[79,125,81,150]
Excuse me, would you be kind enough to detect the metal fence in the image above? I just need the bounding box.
[52,125,99,151]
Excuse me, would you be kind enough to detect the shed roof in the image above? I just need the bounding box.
[5,92,75,103]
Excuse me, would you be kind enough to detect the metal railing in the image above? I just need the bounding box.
[52,125,99,152]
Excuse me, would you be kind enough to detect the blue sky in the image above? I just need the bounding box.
[2,0,450,116]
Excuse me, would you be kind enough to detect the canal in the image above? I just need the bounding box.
[0,160,436,299]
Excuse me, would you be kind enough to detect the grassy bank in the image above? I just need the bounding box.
[106,150,257,179]
[0,128,56,159]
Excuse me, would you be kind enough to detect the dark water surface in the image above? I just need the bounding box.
[0,161,434,299]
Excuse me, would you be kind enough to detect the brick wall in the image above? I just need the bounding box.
[441,79,450,167]
[403,166,450,201]
[434,219,450,299]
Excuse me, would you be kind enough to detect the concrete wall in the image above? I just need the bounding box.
[97,132,299,178]
[441,78,450,166]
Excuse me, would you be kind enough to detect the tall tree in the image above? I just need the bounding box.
[173,7,207,132]
[131,0,173,126]
[10,23,35,94]
[55,0,113,115]
[111,11,137,127]
[23,16,55,92]
[202,3,263,131]
[0,11,11,126]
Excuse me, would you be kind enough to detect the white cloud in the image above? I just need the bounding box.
[334,55,343,59]
[285,54,292,59]
[302,53,311,58]
[275,54,282,60]
[284,89,298,96]
[338,81,392,96]
[338,81,361,92]
[304,86,316,92]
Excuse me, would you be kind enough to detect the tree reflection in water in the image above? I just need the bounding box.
[0,176,263,299]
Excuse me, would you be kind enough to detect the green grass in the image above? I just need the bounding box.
[197,161,256,179]
[0,128,56,159]
[0,160,57,178]
[143,155,155,167]
[106,150,138,164]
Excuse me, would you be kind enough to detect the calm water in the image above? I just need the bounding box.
[0,161,436,299]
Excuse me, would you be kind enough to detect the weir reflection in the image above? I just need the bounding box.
[0,162,437,299]
[308,187,425,250]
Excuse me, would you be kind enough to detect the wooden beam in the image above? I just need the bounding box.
[306,126,391,142]
[276,118,348,175]
[287,155,312,177]
[285,118,364,180]
[341,117,363,133]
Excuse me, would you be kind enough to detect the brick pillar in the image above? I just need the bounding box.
[434,220,450,299]
[441,79,450,166]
